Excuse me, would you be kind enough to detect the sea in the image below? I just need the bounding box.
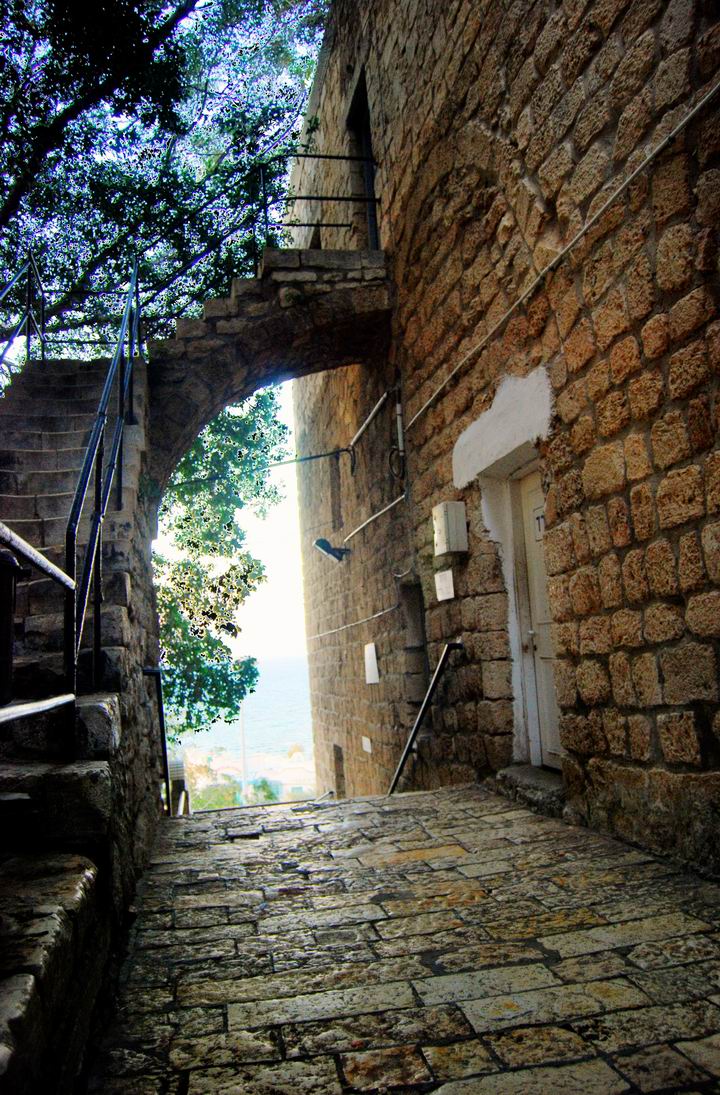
[175,655,316,805]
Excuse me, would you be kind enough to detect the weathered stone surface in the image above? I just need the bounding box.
[0,854,109,1093]
[434,1058,629,1093]
[88,789,720,1093]
[660,642,718,704]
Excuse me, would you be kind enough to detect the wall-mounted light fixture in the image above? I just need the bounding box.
[314,538,351,562]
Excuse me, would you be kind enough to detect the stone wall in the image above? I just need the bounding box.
[290,0,720,869]
[294,364,432,797]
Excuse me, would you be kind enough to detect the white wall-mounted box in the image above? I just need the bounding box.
[361,736,373,753]
[435,568,455,601]
[433,501,468,555]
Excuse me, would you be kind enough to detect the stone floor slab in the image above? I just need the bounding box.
[88,784,720,1093]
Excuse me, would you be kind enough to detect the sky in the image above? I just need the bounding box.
[229,381,308,660]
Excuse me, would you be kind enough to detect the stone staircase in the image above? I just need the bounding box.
[2,358,142,712]
[0,356,151,1090]
[0,354,150,848]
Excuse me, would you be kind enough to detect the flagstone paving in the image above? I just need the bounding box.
[89,784,720,1093]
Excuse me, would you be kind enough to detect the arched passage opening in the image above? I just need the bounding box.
[136,248,394,809]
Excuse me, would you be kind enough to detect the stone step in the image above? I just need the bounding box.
[11,367,107,390]
[0,447,86,472]
[2,388,145,418]
[0,460,140,498]
[12,645,130,700]
[493,765,566,819]
[3,504,136,549]
[18,605,130,654]
[14,538,134,573]
[0,491,74,520]
[0,852,109,1092]
[0,411,97,433]
[0,428,92,451]
[21,356,112,378]
[3,692,122,762]
[15,570,131,619]
[1,396,107,417]
[0,761,111,849]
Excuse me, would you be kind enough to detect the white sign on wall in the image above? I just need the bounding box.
[361,736,373,753]
[364,643,380,684]
[435,569,455,601]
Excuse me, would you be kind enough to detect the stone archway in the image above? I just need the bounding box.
[147,249,391,493]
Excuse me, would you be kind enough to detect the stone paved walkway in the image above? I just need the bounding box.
[90,785,720,1094]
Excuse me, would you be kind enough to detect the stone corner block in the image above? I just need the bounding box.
[202,298,233,320]
[76,693,122,759]
[300,249,366,270]
[260,248,301,274]
[175,318,207,340]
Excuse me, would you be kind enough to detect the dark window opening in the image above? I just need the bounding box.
[399,580,431,730]
[347,73,379,250]
[330,451,343,531]
[333,743,346,797]
[309,224,322,249]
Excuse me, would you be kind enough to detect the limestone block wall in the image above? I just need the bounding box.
[96,364,166,911]
[290,0,720,869]
[294,364,433,797]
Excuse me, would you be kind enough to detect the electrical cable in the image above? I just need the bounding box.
[308,601,400,640]
[342,493,405,543]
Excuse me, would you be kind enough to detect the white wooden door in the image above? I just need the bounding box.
[519,471,562,769]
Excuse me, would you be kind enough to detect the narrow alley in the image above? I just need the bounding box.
[90,786,720,1093]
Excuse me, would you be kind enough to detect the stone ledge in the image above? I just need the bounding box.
[76,694,122,759]
[0,853,109,1093]
[0,761,112,853]
[493,764,566,818]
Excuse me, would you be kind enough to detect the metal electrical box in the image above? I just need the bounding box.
[432,501,468,555]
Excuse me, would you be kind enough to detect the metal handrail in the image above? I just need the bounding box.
[65,259,142,693]
[0,252,46,375]
[143,667,172,816]
[0,521,75,591]
[0,259,142,749]
[387,642,464,795]
[256,152,380,254]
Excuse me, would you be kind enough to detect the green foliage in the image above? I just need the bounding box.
[191,776,244,810]
[249,778,280,803]
[161,388,289,556]
[156,388,289,740]
[154,560,260,740]
[0,0,327,347]
[186,773,279,810]
[1,0,318,747]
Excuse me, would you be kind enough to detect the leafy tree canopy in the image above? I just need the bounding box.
[155,389,290,740]
[1,0,317,741]
[1,0,326,349]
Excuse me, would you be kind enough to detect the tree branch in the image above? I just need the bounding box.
[0,0,200,230]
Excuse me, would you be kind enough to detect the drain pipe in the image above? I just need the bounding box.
[143,666,172,817]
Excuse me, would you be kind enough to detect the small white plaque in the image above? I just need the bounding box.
[361,736,372,753]
[364,643,380,684]
[435,569,455,601]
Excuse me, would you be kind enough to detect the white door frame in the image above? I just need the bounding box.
[508,460,544,767]
[451,366,558,770]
